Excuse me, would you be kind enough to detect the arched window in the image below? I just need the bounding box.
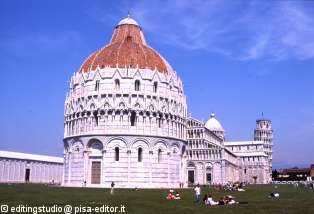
[130,111,136,126]
[157,149,162,163]
[115,147,119,161]
[135,80,140,91]
[81,83,84,94]
[158,118,161,128]
[153,82,158,93]
[182,145,186,154]
[93,111,98,126]
[138,148,143,162]
[89,141,103,155]
[95,80,100,91]
[115,79,120,90]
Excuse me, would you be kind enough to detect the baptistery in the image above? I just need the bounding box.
[63,15,187,188]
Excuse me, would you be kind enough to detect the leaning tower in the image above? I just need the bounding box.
[254,118,273,181]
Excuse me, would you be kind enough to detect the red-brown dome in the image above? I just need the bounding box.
[80,17,169,74]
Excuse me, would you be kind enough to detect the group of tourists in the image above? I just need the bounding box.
[293,181,314,189]
[210,182,246,192]
[221,182,246,192]
[194,184,239,206]
[164,183,241,206]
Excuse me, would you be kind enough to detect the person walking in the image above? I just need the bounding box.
[110,181,115,195]
[194,184,201,205]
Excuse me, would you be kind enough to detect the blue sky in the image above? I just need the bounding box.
[0,0,313,169]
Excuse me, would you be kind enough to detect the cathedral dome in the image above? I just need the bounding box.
[205,113,224,132]
[79,15,171,74]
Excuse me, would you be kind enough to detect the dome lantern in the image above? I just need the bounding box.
[117,14,139,27]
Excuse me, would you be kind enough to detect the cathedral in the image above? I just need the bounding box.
[62,15,273,188]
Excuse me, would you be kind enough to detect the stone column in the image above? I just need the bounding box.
[136,111,140,130]
[0,160,4,182]
[16,161,21,182]
[167,151,171,187]
[61,153,66,186]
[180,151,187,187]
[148,116,151,135]
[203,163,206,185]
[127,150,131,187]
[149,150,153,186]
[83,150,88,184]
[74,119,77,134]
[33,162,37,183]
[68,152,72,185]
[97,111,101,131]
[221,160,226,184]
[12,160,16,183]
[64,121,67,136]
[78,116,82,133]
[84,116,87,134]
[102,150,106,186]
[128,112,131,135]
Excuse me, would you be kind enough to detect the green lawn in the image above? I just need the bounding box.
[0,184,314,214]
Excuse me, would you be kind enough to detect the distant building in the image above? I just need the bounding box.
[0,151,63,184]
[224,141,269,184]
[254,118,273,182]
[186,114,272,185]
[273,166,314,181]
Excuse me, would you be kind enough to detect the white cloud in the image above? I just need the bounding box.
[120,0,314,61]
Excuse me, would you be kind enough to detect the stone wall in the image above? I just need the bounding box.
[0,157,62,184]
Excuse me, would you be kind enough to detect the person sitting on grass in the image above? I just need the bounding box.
[166,190,175,200]
[269,192,280,199]
[133,187,139,191]
[174,191,181,200]
[206,194,219,206]
[225,195,238,205]
[218,197,226,205]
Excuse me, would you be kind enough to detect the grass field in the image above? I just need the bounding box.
[0,184,314,214]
